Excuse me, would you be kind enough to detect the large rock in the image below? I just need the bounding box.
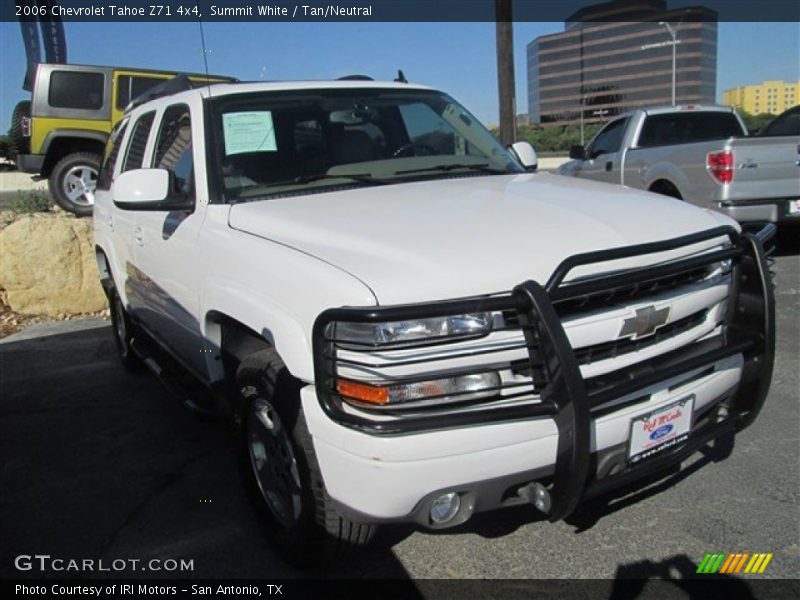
[0,215,107,316]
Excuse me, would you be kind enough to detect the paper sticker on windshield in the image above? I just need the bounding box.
[223,111,277,155]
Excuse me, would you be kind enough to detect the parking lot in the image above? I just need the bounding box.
[1,239,798,586]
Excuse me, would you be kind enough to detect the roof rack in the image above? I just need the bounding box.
[335,72,409,83]
[125,74,233,112]
[336,74,374,81]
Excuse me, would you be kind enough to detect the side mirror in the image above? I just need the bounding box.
[569,144,587,160]
[509,141,538,171]
[112,169,193,211]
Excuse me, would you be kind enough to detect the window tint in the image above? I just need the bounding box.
[116,75,168,110]
[589,118,627,157]
[97,120,128,191]
[400,102,462,155]
[153,105,193,196]
[760,108,800,137]
[212,90,521,201]
[122,112,155,172]
[292,120,327,172]
[49,71,105,110]
[638,112,745,148]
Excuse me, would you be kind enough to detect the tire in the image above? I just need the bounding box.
[236,349,377,566]
[10,101,31,156]
[48,152,102,217]
[108,285,143,373]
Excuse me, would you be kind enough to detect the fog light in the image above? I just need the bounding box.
[430,492,461,524]
[532,482,551,514]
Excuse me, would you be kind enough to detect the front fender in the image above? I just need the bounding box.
[200,278,315,382]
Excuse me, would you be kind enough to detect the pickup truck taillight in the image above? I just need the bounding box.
[707,150,734,184]
[20,117,31,137]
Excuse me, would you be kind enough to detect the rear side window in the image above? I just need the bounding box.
[638,112,745,148]
[97,120,128,191]
[122,112,156,172]
[116,75,168,110]
[153,104,194,196]
[49,71,105,110]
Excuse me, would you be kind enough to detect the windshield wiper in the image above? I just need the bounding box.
[264,172,388,188]
[393,163,509,176]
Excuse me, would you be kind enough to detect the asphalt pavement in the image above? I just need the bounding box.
[1,238,798,591]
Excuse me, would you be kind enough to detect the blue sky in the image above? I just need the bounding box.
[1,21,798,131]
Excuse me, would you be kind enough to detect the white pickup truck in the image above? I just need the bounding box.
[94,78,776,564]
[557,105,800,225]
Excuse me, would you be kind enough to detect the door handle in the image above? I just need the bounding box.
[605,161,613,172]
[133,227,143,245]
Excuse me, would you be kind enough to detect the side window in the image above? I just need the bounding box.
[49,71,105,110]
[122,112,156,172]
[116,75,168,110]
[97,120,128,191]
[153,104,194,196]
[588,118,627,157]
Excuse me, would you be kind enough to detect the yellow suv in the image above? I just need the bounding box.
[11,63,234,216]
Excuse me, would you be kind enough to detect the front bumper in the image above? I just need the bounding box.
[308,225,776,525]
[303,354,742,525]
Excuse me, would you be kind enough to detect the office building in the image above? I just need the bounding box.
[527,0,718,126]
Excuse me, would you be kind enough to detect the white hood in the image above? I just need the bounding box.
[228,173,732,305]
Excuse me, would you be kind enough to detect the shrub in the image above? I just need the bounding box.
[8,190,53,214]
[492,122,604,153]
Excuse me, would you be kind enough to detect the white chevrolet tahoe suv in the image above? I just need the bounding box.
[94,77,776,564]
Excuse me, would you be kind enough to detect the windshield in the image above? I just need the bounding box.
[209,88,523,201]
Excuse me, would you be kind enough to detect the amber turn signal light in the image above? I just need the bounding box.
[336,379,390,405]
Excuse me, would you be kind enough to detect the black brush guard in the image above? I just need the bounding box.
[312,224,776,520]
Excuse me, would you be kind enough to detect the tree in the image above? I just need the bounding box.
[0,135,16,163]
[737,110,775,135]
[509,123,604,154]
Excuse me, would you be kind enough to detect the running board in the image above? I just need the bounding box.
[131,337,225,419]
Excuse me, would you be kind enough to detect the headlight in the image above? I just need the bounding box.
[336,371,501,407]
[333,313,492,348]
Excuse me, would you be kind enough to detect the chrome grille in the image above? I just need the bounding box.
[573,309,709,365]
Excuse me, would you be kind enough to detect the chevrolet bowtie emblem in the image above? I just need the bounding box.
[619,305,670,340]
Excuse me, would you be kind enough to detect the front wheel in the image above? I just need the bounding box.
[48,152,102,216]
[236,349,377,566]
[108,286,142,373]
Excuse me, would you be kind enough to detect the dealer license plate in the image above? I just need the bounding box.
[628,396,694,464]
[788,200,800,216]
